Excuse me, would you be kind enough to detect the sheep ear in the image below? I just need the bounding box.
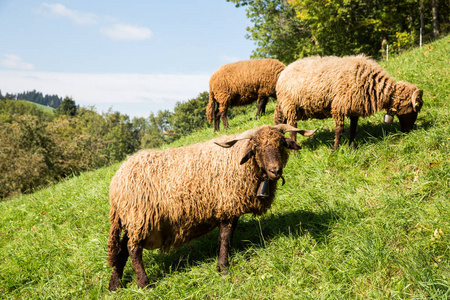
[240,148,255,165]
[283,137,302,150]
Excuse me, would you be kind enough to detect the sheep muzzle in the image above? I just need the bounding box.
[266,166,283,180]
[398,112,418,132]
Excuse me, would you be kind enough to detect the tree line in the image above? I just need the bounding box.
[228,0,449,63]
[0,92,252,199]
[0,90,63,108]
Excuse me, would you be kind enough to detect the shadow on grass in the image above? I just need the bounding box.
[119,208,337,287]
[300,118,433,151]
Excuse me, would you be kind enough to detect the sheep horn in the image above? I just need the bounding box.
[411,89,422,112]
[273,124,317,137]
[214,128,260,148]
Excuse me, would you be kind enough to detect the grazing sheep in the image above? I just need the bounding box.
[107,124,316,290]
[207,59,286,131]
[274,55,423,150]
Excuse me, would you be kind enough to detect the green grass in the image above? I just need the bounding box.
[1,36,449,299]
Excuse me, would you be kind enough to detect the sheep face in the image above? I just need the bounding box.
[398,111,419,132]
[240,127,300,181]
[395,82,424,132]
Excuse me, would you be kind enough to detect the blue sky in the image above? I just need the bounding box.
[0,1,254,117]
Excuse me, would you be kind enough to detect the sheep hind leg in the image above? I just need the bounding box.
[214,107,221,131]
[220,110,229,129]
[255,97,268,119]
[128,241,151,289]
[217,217,239,275]
[285,116,299,153]
[108,233,130,291]
[349,116,359,150]
[273,102,287,125]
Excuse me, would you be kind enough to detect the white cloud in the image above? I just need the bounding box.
[39,3,97,25]
[221,55,243,63]
[38,3,152,42]
[0,71,210,117]
[100,24,153,41]
[0,54,34,70]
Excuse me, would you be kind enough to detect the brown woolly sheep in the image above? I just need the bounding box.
[207,59,286,131]
[274,55,424,151]
[107,124,316,290]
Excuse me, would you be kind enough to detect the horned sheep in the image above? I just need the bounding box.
[107,124,316,290]
[207,59,286,131]
[274,55,424,150]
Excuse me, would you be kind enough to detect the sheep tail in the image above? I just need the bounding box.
[107,207,122,267]
[206,91,215,124]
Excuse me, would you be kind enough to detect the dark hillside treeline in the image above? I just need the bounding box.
[0,89,63,108]
[0,92,252,199]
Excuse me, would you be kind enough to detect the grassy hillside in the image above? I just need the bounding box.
[30,101,55,114]
[1,36,449,299]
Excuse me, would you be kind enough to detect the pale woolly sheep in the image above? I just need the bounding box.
[107,124,316,290]
[207,59,286,131]
[274,55,423,150]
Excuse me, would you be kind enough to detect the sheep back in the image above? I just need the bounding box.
[109,131,280,249]
[276,55,395,126]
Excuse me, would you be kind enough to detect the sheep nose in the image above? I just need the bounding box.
[267,167,282,179]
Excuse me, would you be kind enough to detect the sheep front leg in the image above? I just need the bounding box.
[349,116,359,149]
[217,217,239,274]
[333,116,345,152]
[108,233,130,291]
[128,241,150,289]
[333,125,345,152]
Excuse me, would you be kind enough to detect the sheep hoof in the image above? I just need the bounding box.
[219,269,229,276]
[108,280,122,292]
[217,265,229,275]
[108,270,124,291]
